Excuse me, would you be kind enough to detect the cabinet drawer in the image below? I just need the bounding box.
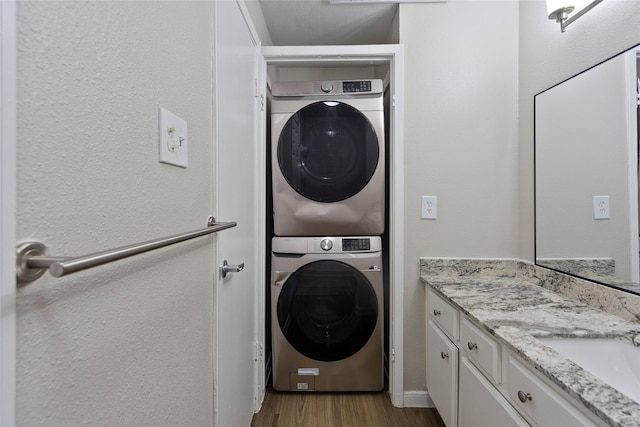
[427,320,458,427]
[507,355,599,427]
[427,289,459,339]
[460,317,501,383]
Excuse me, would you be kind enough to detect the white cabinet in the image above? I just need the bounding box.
[427,288,459,339]
[459,356,528,427]
[460,317,501,383]
[427,288,515,427]
[506,354,601,427]
[427,320,459,427]
[426,288,605,427]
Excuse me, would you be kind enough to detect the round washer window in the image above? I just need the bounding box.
[277,260,378,362]
[277,101,379,203]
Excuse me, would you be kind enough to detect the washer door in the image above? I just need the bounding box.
[277,260,378,362]
[277,101,379,203]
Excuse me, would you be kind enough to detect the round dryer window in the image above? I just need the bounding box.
[277,101,380,203]
[276,260,378,362]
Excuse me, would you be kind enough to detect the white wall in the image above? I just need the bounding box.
[16,2,216,425]
[399,0,519,392]
[518,0,640,263]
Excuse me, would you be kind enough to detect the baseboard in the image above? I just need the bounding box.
[403,390,435,408]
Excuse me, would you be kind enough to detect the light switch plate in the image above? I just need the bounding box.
[421,196,437,219]
[159,107,188,168]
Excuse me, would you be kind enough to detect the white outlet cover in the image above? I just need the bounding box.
[593,195,610,220]
[159,107,188,168]
[421,196,437,219]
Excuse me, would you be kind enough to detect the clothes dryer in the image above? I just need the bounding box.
[271,79,385,236]
[271,236,384,392]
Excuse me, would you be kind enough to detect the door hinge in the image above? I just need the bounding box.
[255,341,263,363]
[391,347,396,362]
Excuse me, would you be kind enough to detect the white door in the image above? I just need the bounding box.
[213,1,264,426]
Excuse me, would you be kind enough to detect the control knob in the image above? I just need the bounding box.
[320,239,333,251]
[320,81,333,93]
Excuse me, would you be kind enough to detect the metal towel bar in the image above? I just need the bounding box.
[16,216,236,283]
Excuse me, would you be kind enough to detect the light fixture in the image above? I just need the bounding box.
[329,0,445,3]
[547,0,603,32]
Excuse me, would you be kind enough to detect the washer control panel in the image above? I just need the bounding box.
[272,236,382,254]
[308,236,378,253]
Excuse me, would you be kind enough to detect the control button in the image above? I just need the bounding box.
[320,82,333,93]
[320,239,333,251]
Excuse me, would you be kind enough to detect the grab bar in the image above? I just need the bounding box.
[16,217,236,283]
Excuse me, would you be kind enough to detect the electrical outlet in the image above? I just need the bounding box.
[593,195,610,220]
[421,196,437,219]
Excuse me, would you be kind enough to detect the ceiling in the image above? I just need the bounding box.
[256,0,399,46]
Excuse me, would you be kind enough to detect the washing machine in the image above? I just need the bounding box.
[271,235,384,392]
[271,79,385,236]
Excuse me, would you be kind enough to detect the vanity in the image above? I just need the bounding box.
[421,259,640,427]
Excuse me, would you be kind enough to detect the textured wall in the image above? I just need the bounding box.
[16,2,215,425]
[399,0,519,392]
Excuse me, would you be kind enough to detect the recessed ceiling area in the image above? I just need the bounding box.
[255,0,399,46]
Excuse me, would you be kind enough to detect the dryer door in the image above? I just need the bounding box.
[277,101,379,203]
[277,260,378,362]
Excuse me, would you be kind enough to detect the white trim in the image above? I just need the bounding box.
[236,0,261,48]
[403,390,435,408]
[624,49,639,283]
[261,44,405,406]
[0,1,17,426]
[211,4,220,425]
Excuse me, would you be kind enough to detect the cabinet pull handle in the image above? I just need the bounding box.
[517,390,532,403]
[433,309,441,316]
[440,351,449,359]
[467,342,478,350]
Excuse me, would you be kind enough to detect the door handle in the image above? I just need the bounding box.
[220,260,245,279]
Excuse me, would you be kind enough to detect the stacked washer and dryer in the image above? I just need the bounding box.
[270,79,386,392]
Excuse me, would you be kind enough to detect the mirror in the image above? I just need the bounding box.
[535,43,640,296]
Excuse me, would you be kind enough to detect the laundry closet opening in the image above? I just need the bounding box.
[263,53,399,396]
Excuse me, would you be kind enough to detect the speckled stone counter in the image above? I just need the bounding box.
[420,258,640,427]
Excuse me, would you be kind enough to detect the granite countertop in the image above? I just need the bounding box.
[422,273,640,427]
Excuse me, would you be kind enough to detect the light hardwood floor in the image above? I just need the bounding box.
[251,388,446,427]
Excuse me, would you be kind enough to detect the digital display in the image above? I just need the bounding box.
[342,238,371,251]
[342,81,372,93]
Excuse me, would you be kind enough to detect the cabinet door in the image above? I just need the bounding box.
[427,320,459,427]
[459,356,529,427]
